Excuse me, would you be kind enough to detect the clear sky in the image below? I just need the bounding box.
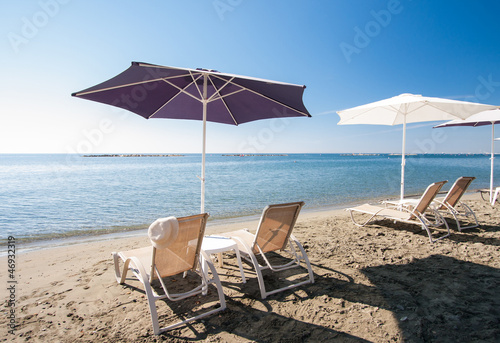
[1,0,500,154]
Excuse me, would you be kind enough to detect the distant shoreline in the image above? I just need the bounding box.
[1,153,496,156]
[83,154,184,157]
[221,154,288,157]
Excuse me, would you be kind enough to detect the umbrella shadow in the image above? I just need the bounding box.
[163,264,372,342]
[118,264,368,341]
[444,223,500,246]
[360,254,500,342]
[121,255,499,342]
[211,258,500,342]
[164,301,372,342]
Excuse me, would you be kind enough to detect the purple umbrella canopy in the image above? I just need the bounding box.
[72,62,311,212]
[72,62,311,125]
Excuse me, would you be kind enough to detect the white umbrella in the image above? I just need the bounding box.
[434,109,500,204]
[337,93,496,202]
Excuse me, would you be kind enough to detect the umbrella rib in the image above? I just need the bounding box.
[75,80,157,96]
[214,92,240,125]
[189,70,205,101]
[206,76,236,102]
[74,72,197,96]
[422,102,469,119]
[205,75,239,125]
[387,104,411,126]
[148,74,204,119]
[210,74,310,117]
[161,73,204,102]
[210,88,246,101]
[339,105,404,125]
[208,88,246,125]
[206,75,246,103]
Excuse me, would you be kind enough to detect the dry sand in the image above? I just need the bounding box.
[1,193,499,342]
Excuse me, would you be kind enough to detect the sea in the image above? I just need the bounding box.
[0,153,496,253]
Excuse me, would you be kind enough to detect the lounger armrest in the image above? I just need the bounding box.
[226,230,256,255]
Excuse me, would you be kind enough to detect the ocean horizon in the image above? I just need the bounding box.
[1,153,497,252]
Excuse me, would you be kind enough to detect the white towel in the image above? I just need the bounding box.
[148,217,179,249]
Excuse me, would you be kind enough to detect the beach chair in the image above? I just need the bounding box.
[347,181,450,243]
[478,186,500,206]
[221,202,314,299]
[112,213,226,335]
[434,177,479,231]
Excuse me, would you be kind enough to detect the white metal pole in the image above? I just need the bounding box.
[400,114,407,203]
[490,124,495,204]
[201,74,208,213]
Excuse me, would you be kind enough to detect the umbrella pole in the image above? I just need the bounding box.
[490,124,495,204]
[400,115,407,203]
[201,74,208,213]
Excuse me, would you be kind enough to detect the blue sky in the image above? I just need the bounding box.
[1,0,500,154]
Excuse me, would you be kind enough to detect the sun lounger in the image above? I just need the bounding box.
[478,186,500,206]
[220,202,314,299]
[347,181,450,243]
[112,213,226,335]
[433,177,478,231]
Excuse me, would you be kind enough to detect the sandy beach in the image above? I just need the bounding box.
[1,193,499,342]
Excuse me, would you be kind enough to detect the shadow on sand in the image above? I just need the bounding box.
[371,219,500,246]
[160,261,372,342]
[125,253,499,342]
[203,255,500,342]
[361,254,500,342]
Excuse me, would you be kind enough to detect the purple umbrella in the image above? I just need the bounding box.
[72,62,311,212]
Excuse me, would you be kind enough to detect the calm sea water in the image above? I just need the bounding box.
[0,153,496,245]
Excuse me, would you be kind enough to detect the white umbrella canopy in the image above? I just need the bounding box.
[337,93,497,202]
[434,109,500,204]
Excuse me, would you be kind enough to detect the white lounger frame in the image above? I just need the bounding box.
[112,213,226,335]
[224,202,314,299]
[231,230,314,299]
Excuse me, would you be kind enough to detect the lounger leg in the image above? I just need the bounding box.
[348,209,382,227]
[201,257,209,295]
[199,251,227,310]
[418,212,450,243]
[291,236,315,285]
[115,255,161,335]
[230,236,269,299]
[249,253,268,299]
[233,248,247,283]
[454,202,479,231]
[461,202,479,230]
[144,282,161,335]
[439,202,479,231]
[112,252,131,284]
[440,203,464,232]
